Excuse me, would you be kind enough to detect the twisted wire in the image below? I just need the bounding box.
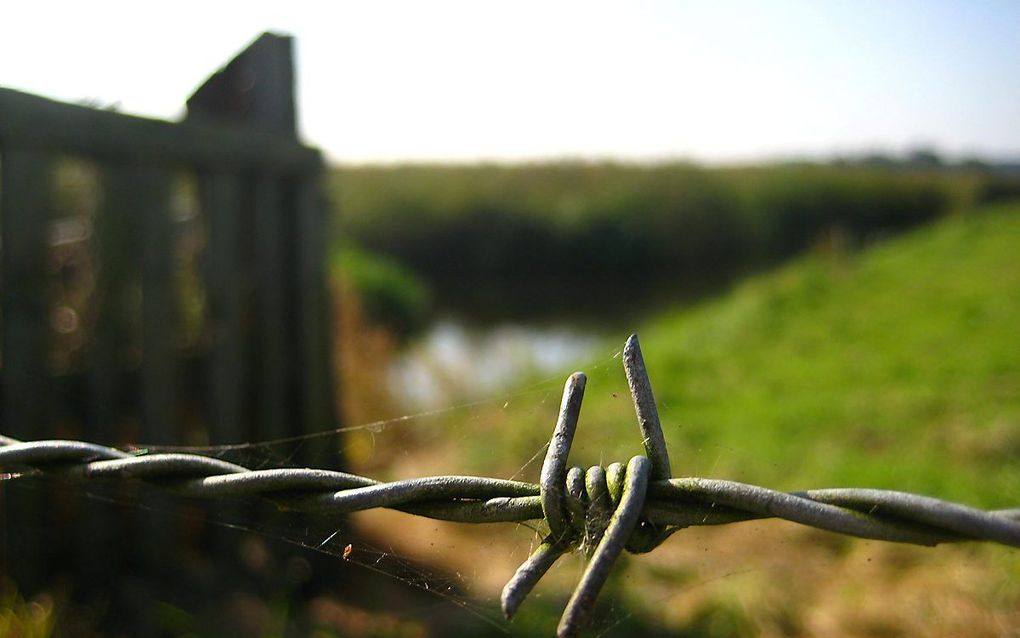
[1,335,1018,637]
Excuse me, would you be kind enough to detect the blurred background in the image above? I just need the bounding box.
[2,1,1020,636]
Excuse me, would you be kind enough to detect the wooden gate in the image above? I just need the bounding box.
[0,32,339,627]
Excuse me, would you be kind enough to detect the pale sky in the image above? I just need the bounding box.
[3,1,1019,164]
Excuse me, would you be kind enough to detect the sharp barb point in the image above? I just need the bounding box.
[622,335,672,480]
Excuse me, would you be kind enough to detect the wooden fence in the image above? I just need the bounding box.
[0,32,339,627]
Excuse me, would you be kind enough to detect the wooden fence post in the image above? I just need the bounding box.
[187,32,339,463]
[0,149,55,592]
[252,177,291,444]
[185,34,341,611]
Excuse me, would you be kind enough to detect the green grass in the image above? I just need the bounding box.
[332,244,431,338]
[603,201,1020,506]
[469,201,1020,509]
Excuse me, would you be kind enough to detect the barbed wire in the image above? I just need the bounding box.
[2,335,1018,637]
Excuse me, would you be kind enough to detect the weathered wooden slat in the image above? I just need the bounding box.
[89,165,143,445]
[134,169,180,626]
[0,148,55,592]
[200,171,246,446]
[252,178,290,443]
[1,149,53,437]
[0,88,320,172]
[295,172,340,466]
[140,170,177,445]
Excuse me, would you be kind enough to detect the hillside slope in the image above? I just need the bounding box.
[606,201,1020,506]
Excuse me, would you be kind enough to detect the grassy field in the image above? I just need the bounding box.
[624,200,1020,504]
[350,200,1020,636]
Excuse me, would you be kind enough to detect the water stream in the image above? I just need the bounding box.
[389,317,605,409]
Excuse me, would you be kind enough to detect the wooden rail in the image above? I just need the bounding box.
[0,88,321,170]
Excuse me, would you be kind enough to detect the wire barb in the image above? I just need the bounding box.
[2,334,1019,636]
[557,455,650,637]
[541,372,587,542]
[623,334,672,481]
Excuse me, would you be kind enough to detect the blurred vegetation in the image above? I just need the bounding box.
[328,161,1019,318]
[0,585,54,638]
[332,244,431,339]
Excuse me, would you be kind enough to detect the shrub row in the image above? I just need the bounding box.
[328,162,1016,313]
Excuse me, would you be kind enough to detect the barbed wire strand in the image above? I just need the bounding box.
[2,335,1019,637]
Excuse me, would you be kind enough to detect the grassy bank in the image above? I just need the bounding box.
[626,200,1020,505]
[434,200,1020,508]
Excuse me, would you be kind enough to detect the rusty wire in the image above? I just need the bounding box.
[2,335,1019,637]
